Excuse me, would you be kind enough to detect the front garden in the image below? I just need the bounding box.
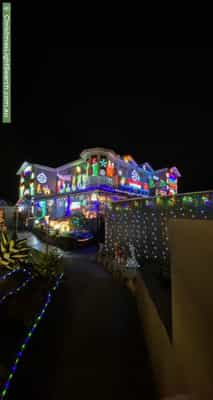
[0,231,64,399]
[32,213,95,250]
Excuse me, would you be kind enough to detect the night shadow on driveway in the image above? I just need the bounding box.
[9,250,158,400]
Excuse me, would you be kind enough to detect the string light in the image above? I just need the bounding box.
[0,273,64,400]
[0,268,21,282]
[0,270,32,305]
[106,192,213,267]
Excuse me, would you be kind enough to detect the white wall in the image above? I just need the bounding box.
[169,219,213,400]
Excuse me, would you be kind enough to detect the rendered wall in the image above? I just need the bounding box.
[34,166,57,194]
[169,219,213,400]
[107,208,213,398]
[134,275,187,398]
[134,219,213,399]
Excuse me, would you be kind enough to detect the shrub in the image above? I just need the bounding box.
[0,232,28,270]
[29,248,63,280]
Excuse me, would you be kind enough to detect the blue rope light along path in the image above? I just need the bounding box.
[0,273,64,399]
[0,269,32,305]
[0,269,20,282]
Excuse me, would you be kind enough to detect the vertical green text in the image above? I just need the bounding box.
[2,3,11,123]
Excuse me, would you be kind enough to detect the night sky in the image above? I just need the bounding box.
[1,4,213,202]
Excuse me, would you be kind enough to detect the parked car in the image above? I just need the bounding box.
[61,230,95,246]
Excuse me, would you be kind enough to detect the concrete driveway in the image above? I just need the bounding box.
[9,232,158,399]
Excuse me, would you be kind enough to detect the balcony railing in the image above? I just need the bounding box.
[85,176,113,187]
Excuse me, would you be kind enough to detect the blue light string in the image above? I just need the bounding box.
[0,269,20,282]
[0,269,32,305]
[0,273,64,399]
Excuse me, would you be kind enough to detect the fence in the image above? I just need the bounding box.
[105,191,213,274]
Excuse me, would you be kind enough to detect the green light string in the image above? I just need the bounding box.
[0,269,32,305]
[0,273,64,399]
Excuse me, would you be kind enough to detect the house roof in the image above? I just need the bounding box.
[80,147,118,160]
[57,159,84,171]
[16,161,30,175]
[141,162,154,172]
[170,166,181,177]
[155,166,181,177]
[17,161,56,175]
[155,168,168,175]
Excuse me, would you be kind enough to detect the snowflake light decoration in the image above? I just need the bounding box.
[131,169,140,182]
[100,159,107,168]
[37,172,47,184]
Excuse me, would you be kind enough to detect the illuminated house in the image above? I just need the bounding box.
[16,148,181,221]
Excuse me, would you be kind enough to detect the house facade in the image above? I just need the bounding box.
[17,148,181,224]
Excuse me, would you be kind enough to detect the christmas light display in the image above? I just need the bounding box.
[0,269,32,305]
[148,178,155,189]
[105,191,213,273]
[91,156,99,176]
[166,169,178,195]
[37,173,47,184]
[72,175,76,192]
[43,185,50,195]
[100,158,107,168]
[24,189,30,196]
[0,268,21,282]
[71,201,81,210]
[17,148,181,222]
[36,200,47,219]
[86,159,90,176]
[23,165,32,176]
[125,244,141,269]
[65,196,71,217]
[29,182,35,196]
[127,179,142,189]
[131,169,140,182]
[36,184,41,193]
[99,156,107,177]
[0,273,63,400]
[106,160,114,177]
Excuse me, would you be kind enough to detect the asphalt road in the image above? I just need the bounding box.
[8,233,158,399]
